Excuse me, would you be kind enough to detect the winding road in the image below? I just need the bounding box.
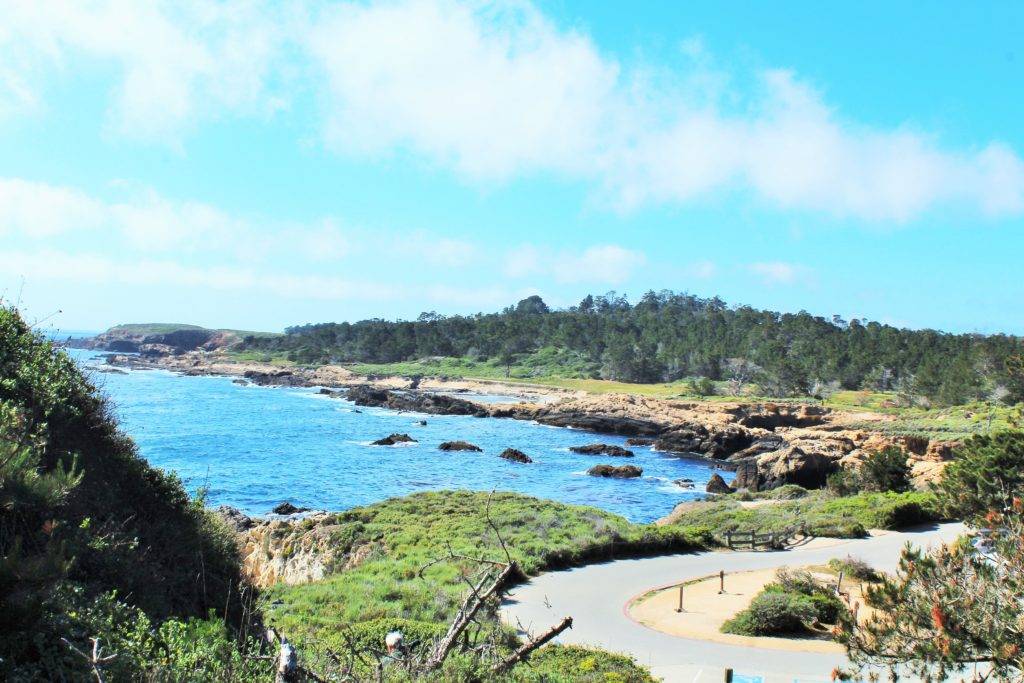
[501,523,965,683]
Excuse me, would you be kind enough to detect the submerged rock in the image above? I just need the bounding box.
[705,473,735,494]
[438,441,482,452]
[674,478,695,489]
[587,464,642,478]
[569,443,634,457]
[625,437,655,446]
[371,433,418,446]
[499,448,532,463]
[271,502,310,515]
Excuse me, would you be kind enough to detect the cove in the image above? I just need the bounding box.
[70,349,718,523]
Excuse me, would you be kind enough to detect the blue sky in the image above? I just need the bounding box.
[1,1,1022,334]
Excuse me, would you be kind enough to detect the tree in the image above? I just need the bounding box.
[839,432,1024,680]
[859,446,911,493]
[514,295,549,315]
[935,431,1024,523]
[839,504,1024,681]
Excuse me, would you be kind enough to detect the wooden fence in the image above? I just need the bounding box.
[723,523,807,550]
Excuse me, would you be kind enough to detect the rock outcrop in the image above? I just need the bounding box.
[705,473,734,494]
[271,502,310,515]
[569,443,634,457]
[346,386,489,417]
[438,441,483,452]
[371,433,417,446]
[587,464,643,478]
[499,448,532,463]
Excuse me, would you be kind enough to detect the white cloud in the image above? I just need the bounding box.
[1,0,1021,221]
[686,260,717,279]
[0,177,245,253]
[304,0,1024,222]
[504,243,645,285]
[748,261,802,285]
[0,0,290,140]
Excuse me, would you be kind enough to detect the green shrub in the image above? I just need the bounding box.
[721,592,817,636]
[828,556,881,583]
[860,446,911,493]
[516,645,657,682]
[0,307,246,680]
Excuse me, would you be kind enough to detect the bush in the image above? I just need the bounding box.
[828,556,881,583]
[722,592,817,636]
[860,446,911,493]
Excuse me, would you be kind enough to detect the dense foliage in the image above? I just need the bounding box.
[827,446,912,495]
[0,307,256,680]
[243,291,1024,405]
[934,430,1024,523]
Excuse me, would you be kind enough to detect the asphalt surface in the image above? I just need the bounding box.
[501,522,966,683]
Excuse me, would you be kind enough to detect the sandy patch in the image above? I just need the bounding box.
[627,565,872,654]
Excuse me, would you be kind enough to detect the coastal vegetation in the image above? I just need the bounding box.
[721,568,846,637]
[663,489,941,539]
[262,491,710,667]
[236,291,1024,408]
[840,431,1024,680]
[0,306,259,680]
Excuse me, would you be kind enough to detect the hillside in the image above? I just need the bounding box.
[0,306,255,679]
[236,292,1024,408]
[71,322,280,355]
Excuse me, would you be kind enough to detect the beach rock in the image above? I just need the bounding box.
[232,378,249,385]
[499,448,532,463]
[371,433,418,446]
[587,464,642,478]
[417,420,427,426]
[705,473,734,494]
[625,437,655,446]
[244,370,306,387]
[570,443,634,457]
[318,387,341,396]
[438,441,482,452]
[272,502,310,515]
[216,505,253,531]
[533,412,662,436]
[674,478,695,489]
[346,385,488,417]
[731,458,761,491]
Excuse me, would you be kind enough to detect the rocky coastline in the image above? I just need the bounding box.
[94,350,957,493]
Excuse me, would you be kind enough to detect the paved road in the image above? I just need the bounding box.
[501,523,965,683]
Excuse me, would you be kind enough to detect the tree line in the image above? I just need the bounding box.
[241,291,1024,406]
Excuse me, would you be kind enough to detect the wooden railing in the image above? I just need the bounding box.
[723,523,807,550]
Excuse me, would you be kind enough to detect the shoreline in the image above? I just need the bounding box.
[90,350,957,495]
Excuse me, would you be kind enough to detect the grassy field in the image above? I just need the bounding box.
[664,489,942,539]
[263,491,710,656]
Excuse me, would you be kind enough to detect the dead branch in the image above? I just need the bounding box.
[61,638,117,683]
[423,561,517,670]
[492,616,573,674]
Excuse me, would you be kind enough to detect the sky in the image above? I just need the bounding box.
[1,0,1023,334]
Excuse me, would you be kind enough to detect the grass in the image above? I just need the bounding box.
[263,491,711,652]
[666,490,943,539]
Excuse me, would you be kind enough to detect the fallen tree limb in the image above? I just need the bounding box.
[492,616,573,674]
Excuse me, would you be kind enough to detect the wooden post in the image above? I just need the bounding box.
[675,584,685,612]
[724,668,734,682]
[719,569,725,594]
[836,570,844,594]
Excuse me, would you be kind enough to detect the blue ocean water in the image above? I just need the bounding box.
[68,349,716,523]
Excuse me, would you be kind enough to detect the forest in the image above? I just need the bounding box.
[240,291,1024,406]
